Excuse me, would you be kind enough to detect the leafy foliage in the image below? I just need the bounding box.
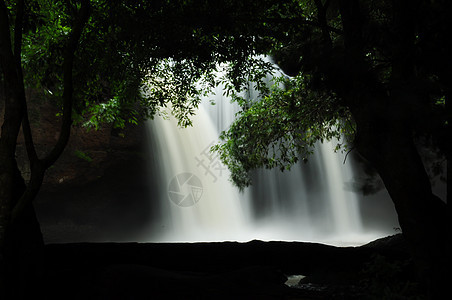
[73,149,92,162]
[3,0,449,192]
[8,0,277,132]
[213,73,354,189]
[212,0,450,190]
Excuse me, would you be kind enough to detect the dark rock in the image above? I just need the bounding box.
[7,93,153,243]
[361,233,409,254]
[85,264,290,299]
[37,238,417,299]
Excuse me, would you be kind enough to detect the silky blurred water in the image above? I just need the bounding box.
[144,83,390,246]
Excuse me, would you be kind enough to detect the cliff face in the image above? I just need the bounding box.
[2,95,155,243]
[12,96,145,190]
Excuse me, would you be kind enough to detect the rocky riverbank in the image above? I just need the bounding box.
[22,234,425,299]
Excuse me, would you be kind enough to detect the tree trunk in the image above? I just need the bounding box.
[337,1,447,297]
[353,112,447,298]
[1,2,45,297]
[0,161,44,299]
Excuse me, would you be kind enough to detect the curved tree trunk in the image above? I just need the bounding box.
[337,1,448,296]
[1,1,90,297]
[1,162,44,299]
[354,114,447,298]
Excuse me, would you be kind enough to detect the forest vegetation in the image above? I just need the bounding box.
[0,0,449,298]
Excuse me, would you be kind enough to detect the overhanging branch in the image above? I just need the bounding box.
[12,0,91,222]
[42,0,90,169]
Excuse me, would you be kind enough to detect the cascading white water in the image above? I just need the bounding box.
[146,99,250,242]
[144,80,386,246]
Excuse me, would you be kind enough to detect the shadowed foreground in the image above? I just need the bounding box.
[28,234,423,299]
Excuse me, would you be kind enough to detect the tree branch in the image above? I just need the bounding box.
[389,0,417,84]
[12,0,91,221]
[14,0,40,164]
[324,0,332,10]
[337,0,369,95]
[0,0,24,151]
[262,16,342,34]
[314,0,333,49]
[21,100,38,163]
[11,161,44,222]
[42,0,90,169]
[13,0,24,64]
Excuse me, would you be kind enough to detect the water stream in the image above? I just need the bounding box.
[144,82,388,246]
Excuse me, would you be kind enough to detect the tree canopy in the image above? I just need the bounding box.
[213,0,449,191]
[212,2,449,296]
[0,1,449,298]
[6,0,272,129]
[0,0,282,227]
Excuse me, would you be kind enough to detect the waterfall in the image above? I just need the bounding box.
[143,79,388,246]
[145,99,250,242]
